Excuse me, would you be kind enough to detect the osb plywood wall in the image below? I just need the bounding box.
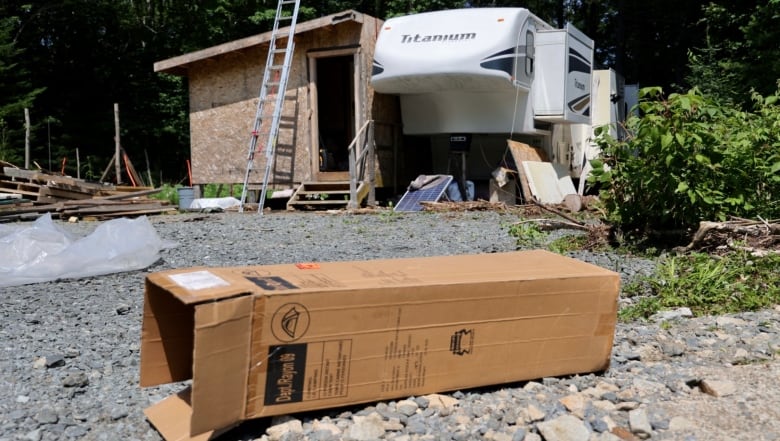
[187,16,399,187]
[189,44,310,185]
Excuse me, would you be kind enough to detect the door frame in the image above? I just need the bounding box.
[307,47,362,181]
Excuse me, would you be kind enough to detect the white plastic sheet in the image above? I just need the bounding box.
[188,196,241,210]
[0,214,174,288]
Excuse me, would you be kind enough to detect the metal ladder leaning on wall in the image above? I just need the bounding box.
[239,0,301,214]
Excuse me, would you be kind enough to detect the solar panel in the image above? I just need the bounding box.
[394,175,453,212]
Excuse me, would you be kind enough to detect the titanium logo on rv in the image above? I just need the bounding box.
[400,33,476,43]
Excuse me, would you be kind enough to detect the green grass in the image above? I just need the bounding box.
[547,234,588,254]
[619,251,780,321]
[506,221,548,248]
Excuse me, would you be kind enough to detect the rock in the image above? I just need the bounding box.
[484,429,513,441]
[628,409,652,439]
[559,394,588,418]
[16,395,30,403]
[62,371,89,388]
[651,307,693,322]
[536,415,590,441]
[592,400,616,411]
[346,413,385,440]
[405,419,428,435]
[591,433,622,441]
[22,429,42,441]
[659,340,686,357]
[699,379,737,397]
[528,404,547,422]
[311,420,341,437]
[109,406,128,420]
[732,347,749,362]
[115,304,131,315]
[523,433,542,441]
[383,418,404,432]
[396,399,419,416]
[414,395,430,409]
[424,393,459,409]
[64,425,88,438]
[669,416,698,432]
[35,408,59,424]
[715,316,747,327]
[44,354,66,368]
[609,427,641,441]
[511,428,527,441]
[615,401,639,411]
[267,419,304,441]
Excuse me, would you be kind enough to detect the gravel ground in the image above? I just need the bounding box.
[1,210,779,441]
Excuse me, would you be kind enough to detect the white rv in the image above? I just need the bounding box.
[371,8,596,197]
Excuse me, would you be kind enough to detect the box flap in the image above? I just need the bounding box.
[190,295,253,435]
[144,389,217,441]
[146,267,258,305]
[140,280,196,387]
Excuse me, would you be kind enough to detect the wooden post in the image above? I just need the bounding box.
[76,148,80,179]
[114,103,121,184]
[24,108,30,169]
[144,149,153,187]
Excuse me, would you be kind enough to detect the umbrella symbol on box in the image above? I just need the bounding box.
[271,303,310,342]
[281,307,300,338]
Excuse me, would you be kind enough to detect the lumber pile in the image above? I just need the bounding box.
[0,166,175,222]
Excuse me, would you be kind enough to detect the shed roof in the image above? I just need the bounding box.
[155,10,368,76]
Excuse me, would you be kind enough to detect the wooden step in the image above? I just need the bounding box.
[286,181,368,211]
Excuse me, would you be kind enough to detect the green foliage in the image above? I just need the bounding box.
[152,183,180,206]
[619,251,780,321]
[507,221,548,248]
[547,234,588,254]
[687,2,780,107]
[0,15,44,163]
[590,87,780,234]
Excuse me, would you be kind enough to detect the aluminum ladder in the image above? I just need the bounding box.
[239,0,301,213]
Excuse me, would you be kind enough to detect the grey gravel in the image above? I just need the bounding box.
[1,210,779,441]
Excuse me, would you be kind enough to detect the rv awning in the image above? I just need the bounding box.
[154,10,365,76]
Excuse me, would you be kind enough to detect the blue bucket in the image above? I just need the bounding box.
[177,187,195,210]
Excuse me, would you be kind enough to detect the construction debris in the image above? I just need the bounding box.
[0,166,174,222]
[684,218,780,255]
[419,200,511,212]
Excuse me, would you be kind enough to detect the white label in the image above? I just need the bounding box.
[168,270,230,291]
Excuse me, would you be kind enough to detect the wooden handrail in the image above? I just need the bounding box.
[348,120,375,209]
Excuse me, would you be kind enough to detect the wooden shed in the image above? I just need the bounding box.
[155,10,412,204]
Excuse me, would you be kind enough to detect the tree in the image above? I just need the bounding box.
[0,15,44,164]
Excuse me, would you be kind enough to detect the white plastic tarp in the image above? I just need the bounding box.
[0,214,174,288]
[188,196,241,210]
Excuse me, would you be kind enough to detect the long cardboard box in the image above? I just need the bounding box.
[140,250,620,440]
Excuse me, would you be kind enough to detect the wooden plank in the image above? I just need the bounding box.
[91,207,177,220]
[38,186,95,201]
[0,202,64,217]
[61,203,169,215]
[154,11,365,75]
[99,187,162,200]
[0,188,39,198]
[0,192,24,200]
[2,167,110,191]
[507,140,550,163]
[507,140,550,204]
[0,180,40,195]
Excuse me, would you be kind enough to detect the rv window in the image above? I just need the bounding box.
[525,31,534,76]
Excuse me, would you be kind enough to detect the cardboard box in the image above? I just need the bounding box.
[141,250,620,440]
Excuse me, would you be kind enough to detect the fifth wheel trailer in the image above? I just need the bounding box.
[370,8,596,198]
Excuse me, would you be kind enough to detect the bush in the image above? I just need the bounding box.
[590,87,780,234]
